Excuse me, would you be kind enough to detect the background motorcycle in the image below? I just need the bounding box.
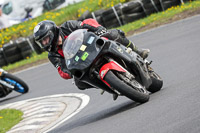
[63,29,163,103]
[0,68,29,98]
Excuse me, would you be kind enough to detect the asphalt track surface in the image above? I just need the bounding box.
[1,15,200,133]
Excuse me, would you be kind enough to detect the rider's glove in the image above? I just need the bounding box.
[57,66,72,79]
[94,26,107,36]
[82,24,107,36]
[81,19,107,36]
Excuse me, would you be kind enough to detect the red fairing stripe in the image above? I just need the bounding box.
[81,18,101,28]
[101,37,108,40]
[57,66,72,79]
[99,61,126,86]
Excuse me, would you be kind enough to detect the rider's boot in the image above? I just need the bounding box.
[102,29,150,59]
[136,48,150,59]
[127,41,150,59]
[117,29,150,59]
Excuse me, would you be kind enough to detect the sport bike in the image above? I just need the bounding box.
[0,69,29,98]
[63,29,163,103]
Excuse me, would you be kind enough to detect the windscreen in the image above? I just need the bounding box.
[63,29,87,60]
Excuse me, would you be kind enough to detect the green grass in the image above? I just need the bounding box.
[2,52,48,72]
[2,0,200,72]
[0,109,23,133]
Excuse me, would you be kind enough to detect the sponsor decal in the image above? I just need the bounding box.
[87,36,95,44]
[81,52,89,61]
[75,56,79,61]
[80,45,87,51]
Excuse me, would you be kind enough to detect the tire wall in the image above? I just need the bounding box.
[78,0,192,28]
[0,36,43,67]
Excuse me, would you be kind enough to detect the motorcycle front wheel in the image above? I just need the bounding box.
[104,71,149,103]
[2,73,29,94]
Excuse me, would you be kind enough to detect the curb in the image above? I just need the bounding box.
[0,93,90,133]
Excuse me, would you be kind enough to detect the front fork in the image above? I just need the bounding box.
[0,69,15,90]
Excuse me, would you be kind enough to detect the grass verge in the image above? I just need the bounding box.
[0,109,23,133]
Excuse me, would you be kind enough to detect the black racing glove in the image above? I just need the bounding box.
[94,26,107,36]
[82,24,107,36]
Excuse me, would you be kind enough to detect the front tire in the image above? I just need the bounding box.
[3,73,29,94]
[104,71,149,103]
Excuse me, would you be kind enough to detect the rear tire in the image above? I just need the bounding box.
[104,71,149,103]
[148,71,163,93]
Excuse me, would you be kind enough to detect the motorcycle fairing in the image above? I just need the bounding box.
[99,61,126,87]
[105,42,152,89]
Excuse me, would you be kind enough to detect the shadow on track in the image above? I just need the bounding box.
[59,100,141,132]
[0,94,22,103]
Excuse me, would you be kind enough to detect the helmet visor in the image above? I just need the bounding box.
[36,31,54,50]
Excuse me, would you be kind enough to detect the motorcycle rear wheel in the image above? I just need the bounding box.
[3,73,29,94]
[148,71,163,93]
[104,71,149,103]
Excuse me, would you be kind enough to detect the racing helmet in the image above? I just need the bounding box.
[33,20,60,52]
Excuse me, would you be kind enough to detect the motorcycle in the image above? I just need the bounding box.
[0,69,29,98]
[63,29,163,103]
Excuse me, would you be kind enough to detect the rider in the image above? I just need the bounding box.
[33,19,149,90]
